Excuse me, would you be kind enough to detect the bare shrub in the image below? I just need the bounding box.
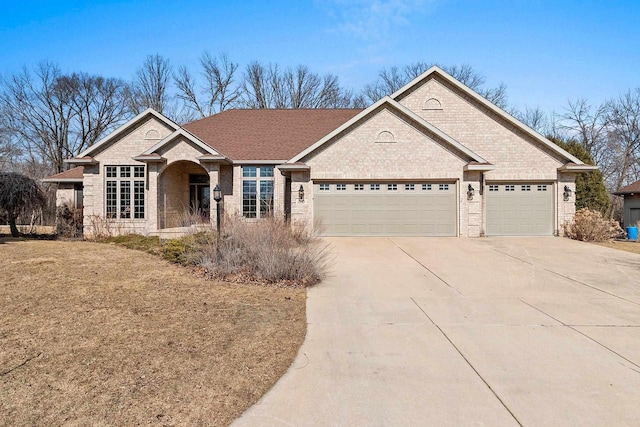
[564,208,624,242]
[56,203,83,238]
[85,215,120,240]
[188,215,330,286]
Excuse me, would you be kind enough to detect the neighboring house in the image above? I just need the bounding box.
[614,181,640,227]
[44,66,597,238]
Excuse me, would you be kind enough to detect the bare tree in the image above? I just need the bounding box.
[560,99,609,163]
[607,88,640,189]
[0,126,21,171]
[69,72,130,155]
[175,52,241,118]
[0,62,129,173]
[239,61,277,109]
[0,172,46,236]
[361,62,508,108]
[239,62,353,109]
[128,54,173,115]
[513,105,550,135]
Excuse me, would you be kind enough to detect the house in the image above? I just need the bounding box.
[44,66,597,238]
[614,181,640,227]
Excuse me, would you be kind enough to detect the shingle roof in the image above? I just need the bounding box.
[183,109,363,161]
[43,166,84,182]
[614,180,640,195]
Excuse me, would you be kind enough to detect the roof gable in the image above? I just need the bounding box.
[76,109,179,158]
[141,128,222,158]
[391,66,585,165]
[289,96,486,164]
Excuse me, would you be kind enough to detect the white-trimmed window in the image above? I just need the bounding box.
[405,184,415,191]
[354,184,364,191]
[242,166,274,218]
[370,184,380,191]
[439,184,449,191]
[105,165,145,219]
[521,185,531,191]
[387,184,397,191]
[422,184,432,191]
[505,185,515,192]
[336,184,347,191]
[489,185,499,192]
[319,183,330,191]
[537,185,548,191]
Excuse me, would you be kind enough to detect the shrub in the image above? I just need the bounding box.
[86,215,121,240]
[187,215,330,287]
[564,208,624,242]
[56,203,83,238]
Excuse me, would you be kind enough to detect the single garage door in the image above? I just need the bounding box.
[314,182,457,236]
[486,183,553,235]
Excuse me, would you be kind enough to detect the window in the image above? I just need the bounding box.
[105,166,145,219]
[489,185,499,192]
[336,184,347,191]
[505,185,515,192]
[405,184,415,191]
[422,184,432,191]
[521,185,531,191]
[354,184,364,191]
[537,185,547,191]
[242,165,273,218]
[387,184,397,191]
[439,184,449,191]
[319,183,330,191]
[370,184,380,191]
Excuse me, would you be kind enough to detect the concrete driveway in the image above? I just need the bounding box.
[234,237,640,426]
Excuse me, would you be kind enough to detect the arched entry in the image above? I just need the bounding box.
[158,160,210,229]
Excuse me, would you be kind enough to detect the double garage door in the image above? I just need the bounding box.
[314,182,457,236]
[314,181,555,237]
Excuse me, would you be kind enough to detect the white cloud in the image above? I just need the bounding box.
[320,0,442,41]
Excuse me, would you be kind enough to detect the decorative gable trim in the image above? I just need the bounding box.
[141,128,221,157]
[287,96,486,164]
[390,66,588,166]
[76,108,179,158]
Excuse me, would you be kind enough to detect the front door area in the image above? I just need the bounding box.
[189,174,210,219]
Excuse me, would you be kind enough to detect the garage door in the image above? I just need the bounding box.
[314,182,457,236]
[486,183,553,236]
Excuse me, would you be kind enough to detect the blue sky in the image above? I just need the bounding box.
[1,0,638,114]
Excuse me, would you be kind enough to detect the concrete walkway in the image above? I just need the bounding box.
[233,237,640,426]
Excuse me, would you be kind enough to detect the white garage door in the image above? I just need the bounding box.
[314,182,457,236]
[486,183,554,236]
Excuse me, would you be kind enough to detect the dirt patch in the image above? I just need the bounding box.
[595,240,640,255]
[0,240,306,426]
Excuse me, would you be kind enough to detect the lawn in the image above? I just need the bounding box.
[0,239,306,426]
[596,240,640,255]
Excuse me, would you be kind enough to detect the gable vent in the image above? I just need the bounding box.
[423,98,443,110]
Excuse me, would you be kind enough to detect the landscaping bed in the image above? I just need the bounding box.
[0,239,306,426]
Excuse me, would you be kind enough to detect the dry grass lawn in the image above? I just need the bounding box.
[595,240,640,255]
[0,239,306,426]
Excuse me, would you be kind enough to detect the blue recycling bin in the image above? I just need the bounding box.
[627,226,639,241]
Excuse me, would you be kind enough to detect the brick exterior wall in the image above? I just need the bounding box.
[80,117,229,236]
[70,71,581,238]
[292,75,579,237]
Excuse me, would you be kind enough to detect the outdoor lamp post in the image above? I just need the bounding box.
[213,184,222,237]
